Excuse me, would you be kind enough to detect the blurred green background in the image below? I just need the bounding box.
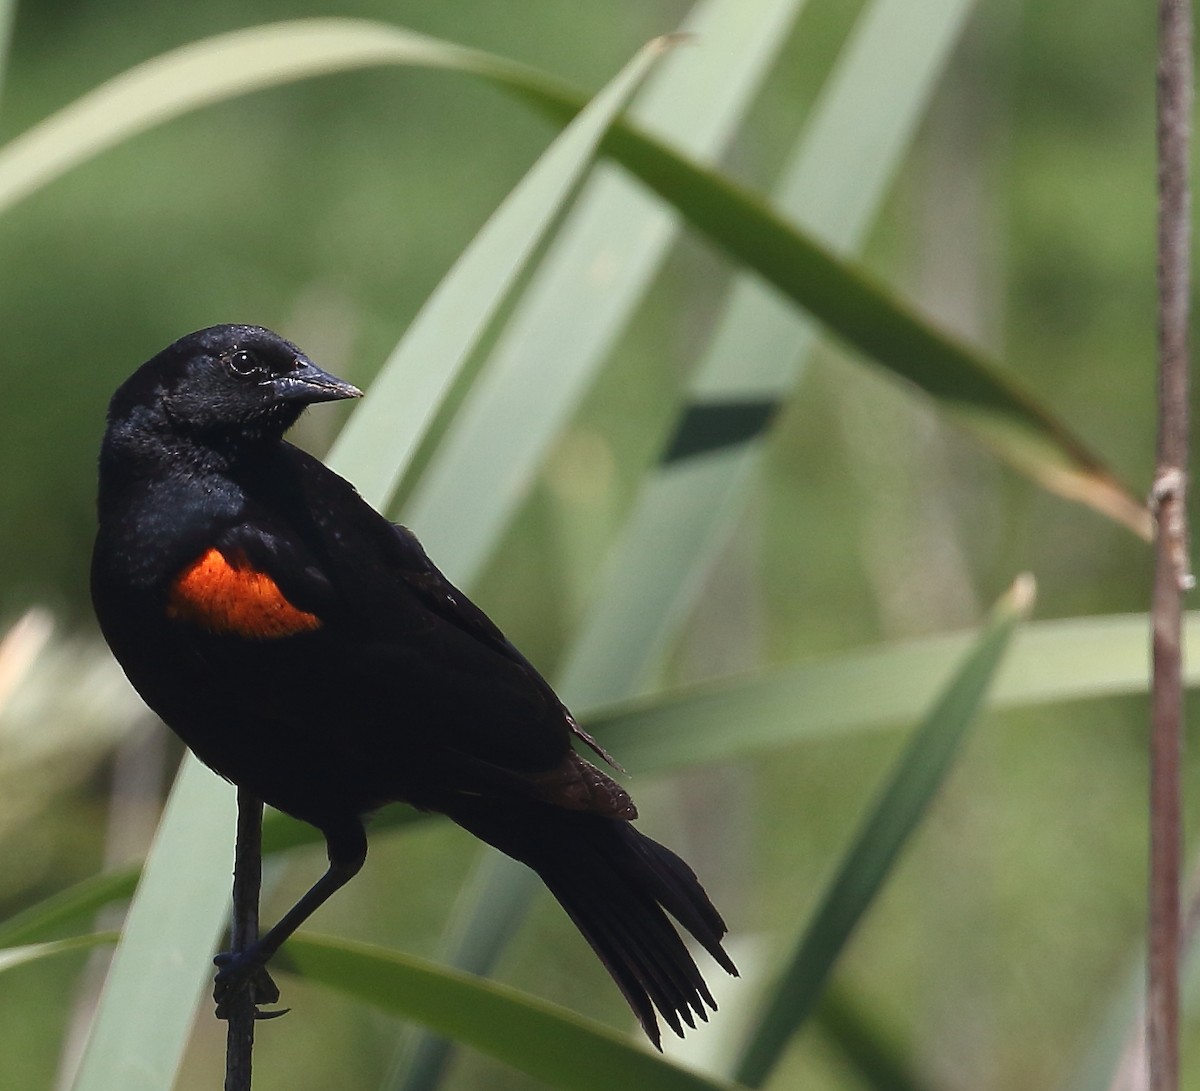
[0,0,1184,1088]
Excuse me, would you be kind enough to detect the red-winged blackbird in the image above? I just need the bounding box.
[91,324,735,1046]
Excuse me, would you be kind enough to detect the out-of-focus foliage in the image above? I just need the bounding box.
[0,0,1182,1089]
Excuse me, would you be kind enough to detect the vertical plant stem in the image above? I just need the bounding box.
[225,788,265,1091]
[1149,2,1192,1090]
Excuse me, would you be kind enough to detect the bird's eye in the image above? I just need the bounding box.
[226,349,265,379]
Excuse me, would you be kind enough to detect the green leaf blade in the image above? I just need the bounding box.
[592,128,1148,535]
[72,757,235,1091]
[588,607,1180,774]
[0,871,137,950]
[326,34,674,506]
[0,933,118,977]
[401,0,806,585]
[560,0,993,709]
[286,934,743,1091]
[731,576,1036,1087]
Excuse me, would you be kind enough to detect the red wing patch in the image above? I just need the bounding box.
[167,548,322,639]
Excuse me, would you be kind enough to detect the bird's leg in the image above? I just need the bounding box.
[214,822,367,1020]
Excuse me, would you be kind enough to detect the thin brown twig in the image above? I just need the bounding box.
[1149,1,1192,1090]
[225,788,265,1091]
[1108,841,1200,1091]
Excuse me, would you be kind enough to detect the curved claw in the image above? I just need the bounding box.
[213,949,284,1021]
[254,1006,291,1020]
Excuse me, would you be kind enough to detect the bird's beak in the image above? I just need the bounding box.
[274,357,363,405]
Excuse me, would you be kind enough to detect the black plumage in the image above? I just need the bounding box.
[91,324,735,1046]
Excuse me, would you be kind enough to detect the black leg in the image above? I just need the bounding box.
[215,820,367,1019]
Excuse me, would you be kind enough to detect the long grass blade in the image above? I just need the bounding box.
[589,608,1177,774]
[71,757,235,1091]
[562,0,982,705]
[284,934,744,1091]
[387,854,536,1091]
[815,987,929,1091]
[0,872,137,949]
[586,125,1147,534]
[0,806,429,953]
[555,0,1089,709]
[731,575,1035,1086]
[0,20,556,217]
[327,36,675,503]
[0,933,118,976]
[401,0,805,584]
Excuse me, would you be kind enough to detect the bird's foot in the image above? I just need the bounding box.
[213,949,289,1021]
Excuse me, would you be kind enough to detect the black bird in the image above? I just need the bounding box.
[90,324,736,1046]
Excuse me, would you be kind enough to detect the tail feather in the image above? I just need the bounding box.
[624,832,738,976]
[554,874,691,1042]
[444,797,737,1048]
[551,855,705,1038]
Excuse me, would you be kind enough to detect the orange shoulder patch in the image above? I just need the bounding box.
[168,548,322,639]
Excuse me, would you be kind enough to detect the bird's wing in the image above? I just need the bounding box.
[215,446,622,801]
[379,520,621,769]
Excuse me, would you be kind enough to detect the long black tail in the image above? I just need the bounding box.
[444,798,737,1048]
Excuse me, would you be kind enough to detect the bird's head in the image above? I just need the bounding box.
[107,325,362,450]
